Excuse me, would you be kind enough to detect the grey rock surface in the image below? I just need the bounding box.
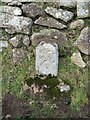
[0,13,32,34]
[45,6,74,22]
[0,41,8,52]
[74,27,90,55]
[1,0,77,4]
[6,16,32,34]
[71,51,87,68]
[34,17,67,29]
[0,6,22,16]
[8,0,22,6]
[1,0,41,2]
[22,3,44,18]
[1,0,12,2]
[77,0,90,18]
[31,29,67,46]
[60,0,77,7]
[9,36,20,47]
[36,41,58,76]
[70,19,85,30]
[0,13,13,27]
[9,35,30,47]
[23,35,30,46]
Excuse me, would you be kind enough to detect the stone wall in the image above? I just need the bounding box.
[0,1,90,118]
[0,0,90,76]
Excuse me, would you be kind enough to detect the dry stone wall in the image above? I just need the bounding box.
[0,0,90,77]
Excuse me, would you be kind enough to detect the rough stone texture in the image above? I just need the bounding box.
[8,1,22,6]
[22,3,44,18]
[36,41,58,76]
[1,0,12,2]
[9,35,30,47]
[57,83,70,92]
[77,0,90,18]
[0,6,22,16]
[12,48,25,63]
[1,0,60,2]
[9,35,21,47]
[1,0,37,2]
[70,19,85,30]
[0,13,13,27]
[6,16,32,34]
[71,51,87,68]
[74,27,90,55]
[34,17,67,29]
[0,41,8,52]
[31,29,67,46]
[1,0,77,4]
[23,35,30,47]
[60,0,77,7]
[45,6,74,22]
[0,13,32,34]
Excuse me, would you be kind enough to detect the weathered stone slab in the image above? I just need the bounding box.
[0,6,22,16]
[45,6,74,22]
[71,51,86,68]
[31,29,67,46]
[0,13,32,34]
[34,17,67,29]
[36,41,58,76]
[6,16,32,34]
[22,3,44,18]
[74,27,90,55]
[77,0,90,18]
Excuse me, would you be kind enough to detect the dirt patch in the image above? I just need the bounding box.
[2,92,90,119]
[2,93,30,118]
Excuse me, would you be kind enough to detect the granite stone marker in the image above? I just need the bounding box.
[36,41,58,76]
